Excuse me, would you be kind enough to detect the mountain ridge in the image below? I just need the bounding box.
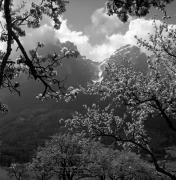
[0,44,155,166]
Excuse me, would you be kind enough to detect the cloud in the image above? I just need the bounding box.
[54,17,161,61]
[0,12,6,52]
[22,24,56,50]
[55,20,90,52]
[103,18,163,55]
[55,19,125,61]
[53,9,162,61]
[10,7,163,62]
[18,7,129,61]
[124,19,162,52]
[89,8,125,36]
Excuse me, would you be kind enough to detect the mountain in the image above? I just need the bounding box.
[0,41,99,113]
[97,44,148,81]
[0,42,99,166]
[98,45,176,154]
[0,44,174,166]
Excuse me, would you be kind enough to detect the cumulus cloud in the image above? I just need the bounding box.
[89,8,126,36]
[2,7,164,62]
[54,16,161,61]
[54,9,163,61]
[0,12,6,52]
[104,18,163,54]
[22,24,56,50]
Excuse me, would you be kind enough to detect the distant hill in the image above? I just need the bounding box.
[0,42,99,166]
[99,45,176,154]
[0,44,175,166]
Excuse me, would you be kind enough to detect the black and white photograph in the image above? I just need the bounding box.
[0,0,176,179]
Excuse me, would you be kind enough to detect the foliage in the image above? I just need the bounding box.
[0,0,80,112]
[64,61,176,179]
[106,0,174,22]
[7,163,29,180]
[28,134,87,180]
[28,134,162,180]
[0,109,67,166]
[108,151,162,180]
[1,1,176,180]
[62,18,176,179]
[81,140,114,180]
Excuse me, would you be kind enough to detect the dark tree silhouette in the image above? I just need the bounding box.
[106,0,174,22]
[0,0,79,112]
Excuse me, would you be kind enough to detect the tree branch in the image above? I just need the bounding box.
[98,133,176,180]
[0,0,12,87]
[11,31,56,96]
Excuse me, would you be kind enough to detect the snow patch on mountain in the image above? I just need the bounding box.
[93,45,148,83]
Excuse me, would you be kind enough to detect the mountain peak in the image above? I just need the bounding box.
[94,45,148,82]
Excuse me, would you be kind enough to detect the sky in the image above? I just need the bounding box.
[59,0,176,61]
[2,0,176,62]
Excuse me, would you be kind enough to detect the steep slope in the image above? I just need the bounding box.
[0,42,99,166]
[1,44,173,166]
[98,45,176,155]
[98,44,148,80]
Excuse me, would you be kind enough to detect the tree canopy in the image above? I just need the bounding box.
[0,0,79,112]
[62,11,176,179]
[27,134,161,180]
[106,0,174,22]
